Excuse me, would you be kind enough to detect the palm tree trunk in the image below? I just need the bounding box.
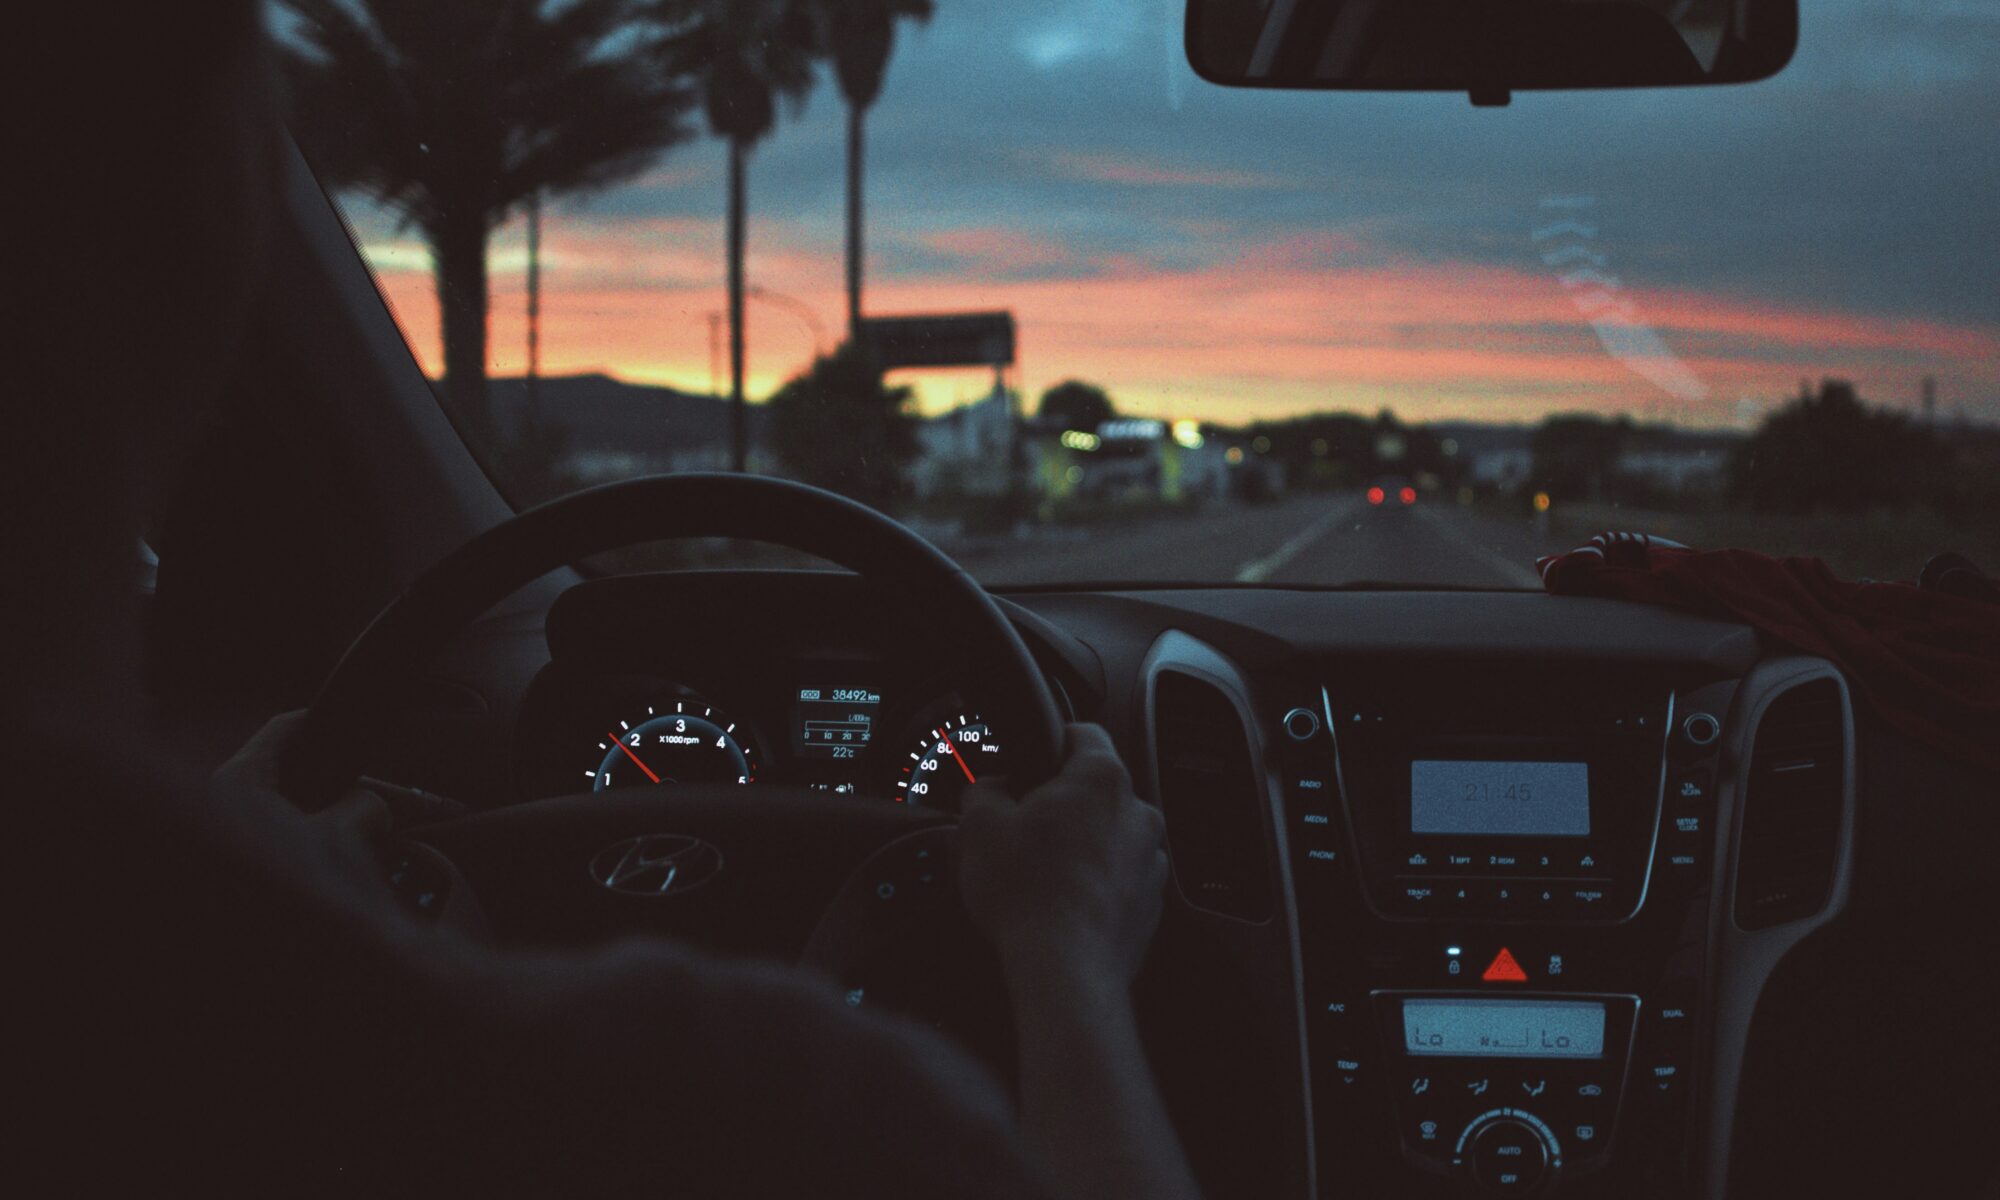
[728,135,748,473]
[845,100,864,340]
[434,215,492,448]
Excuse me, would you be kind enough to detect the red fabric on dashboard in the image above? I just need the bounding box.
[1539,540,2000,773]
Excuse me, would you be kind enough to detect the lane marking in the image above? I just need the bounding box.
[1234,499,1362,583]
[1412,506,1542,587]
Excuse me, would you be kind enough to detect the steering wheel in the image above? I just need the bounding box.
[279,474,1064,1014]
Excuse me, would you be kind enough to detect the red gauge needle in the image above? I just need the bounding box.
[935,728,978,785]
[608,732,661,784]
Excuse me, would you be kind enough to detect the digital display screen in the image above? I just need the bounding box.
[1402,999,1606,1060]
[1410,760,1590,837]
[793,686,880,760]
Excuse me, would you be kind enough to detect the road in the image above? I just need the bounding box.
[951,494,1562,588]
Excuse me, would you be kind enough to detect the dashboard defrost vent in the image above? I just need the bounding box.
[1734,679,1845,930]
[1152,670,1273,922]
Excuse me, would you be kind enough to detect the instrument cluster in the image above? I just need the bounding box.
[520,668,1006,812]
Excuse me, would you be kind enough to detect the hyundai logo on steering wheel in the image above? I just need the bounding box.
[589,835,724,897]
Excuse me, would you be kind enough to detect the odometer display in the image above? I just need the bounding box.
[898,714,1004,809]
[587,701,759,791]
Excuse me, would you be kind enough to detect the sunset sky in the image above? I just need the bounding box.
[334,0,2000,428]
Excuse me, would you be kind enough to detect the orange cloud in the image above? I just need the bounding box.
[361,217,2000,427]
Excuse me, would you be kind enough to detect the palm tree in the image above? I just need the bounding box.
[280,0,694,448]
[811,0,932,339]
[653,0,819,472]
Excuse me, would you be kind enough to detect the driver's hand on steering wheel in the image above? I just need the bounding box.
[209,712,399,886]
[957,723,1170,986]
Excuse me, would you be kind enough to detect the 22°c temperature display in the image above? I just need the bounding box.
[794,686,880,760]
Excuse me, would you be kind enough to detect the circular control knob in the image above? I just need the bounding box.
[1682,711,1722,746]
[1281,707,1320,741]
[1459,1112,1560,1195]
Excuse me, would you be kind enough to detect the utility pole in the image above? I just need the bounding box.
[708,311,723,398]
[525,192,542,415]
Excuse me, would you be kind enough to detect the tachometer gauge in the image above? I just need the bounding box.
[587,701,759,791]
[897,714,1005,810]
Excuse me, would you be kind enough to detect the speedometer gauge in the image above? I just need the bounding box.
[587,701,759,791]
[897,714,1005,810]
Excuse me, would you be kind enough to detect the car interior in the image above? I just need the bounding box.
[30,1,1999,1197]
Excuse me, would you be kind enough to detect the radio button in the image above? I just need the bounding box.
[1288,772,1333,795]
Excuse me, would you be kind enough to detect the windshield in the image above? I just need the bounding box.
[279,0,1998,589]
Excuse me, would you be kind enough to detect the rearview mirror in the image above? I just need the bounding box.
[1186,0,1797,102]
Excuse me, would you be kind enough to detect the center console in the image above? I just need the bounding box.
[1277,665,1738,1197]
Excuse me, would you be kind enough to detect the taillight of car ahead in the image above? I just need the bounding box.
[1367,486,1385,505]
[1399,486,1417,505]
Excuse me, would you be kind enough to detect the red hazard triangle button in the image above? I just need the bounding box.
[1482,947,1529,983]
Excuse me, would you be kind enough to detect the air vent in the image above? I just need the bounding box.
[1734,679,1845,930]
[1152,671,1273,921]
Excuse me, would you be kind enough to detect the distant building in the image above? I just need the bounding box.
[909,384,1016,498]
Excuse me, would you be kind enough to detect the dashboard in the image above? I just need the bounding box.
[385,571,1996,1200]
[513,572,1039,809]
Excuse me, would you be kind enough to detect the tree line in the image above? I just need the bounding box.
[280,0,933,471]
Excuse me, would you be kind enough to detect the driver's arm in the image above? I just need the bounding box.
[959,723,1203,1200]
